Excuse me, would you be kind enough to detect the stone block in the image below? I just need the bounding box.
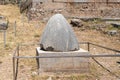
[36,47,90,73]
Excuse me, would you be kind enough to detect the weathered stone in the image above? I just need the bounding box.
[36,47,90,72]
[0,16,8,30]
[40,14,79,52]
[0,21,8,30]
[108,30,118,36]
[70,19,83,27]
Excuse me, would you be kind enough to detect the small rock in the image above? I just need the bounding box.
[54,9,62,13]
[32,71,37,76]
[107,30,118,36]
[70,19,83,27]
[30,8,36,11]
[9,54,12,56]
[0,16,8,30]
[47,76,52,80]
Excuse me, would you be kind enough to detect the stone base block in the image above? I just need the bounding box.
[36,47,90,73]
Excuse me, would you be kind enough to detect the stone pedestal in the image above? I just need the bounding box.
[36,47,90,73]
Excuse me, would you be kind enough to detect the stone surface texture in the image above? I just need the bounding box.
[0,16,8,30]
[40,14,79,52]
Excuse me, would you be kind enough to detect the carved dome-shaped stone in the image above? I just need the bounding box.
[40,14,79,52]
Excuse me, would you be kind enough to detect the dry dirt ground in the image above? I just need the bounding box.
[0,4,120,80]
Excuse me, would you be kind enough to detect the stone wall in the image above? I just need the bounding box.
[70,3,120,18]
[0,0,5,5]
[27,0,68,20]
[27,1,120,20]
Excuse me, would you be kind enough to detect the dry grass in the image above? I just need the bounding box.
[0,4,44,80]
[0,4,120,80]
[17,39,120,80]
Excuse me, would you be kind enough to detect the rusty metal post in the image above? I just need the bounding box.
[13,57,15,80]
[36,49,39,75]
[88,42,90,51]
[13,44,20,80]
[15,58,19,80]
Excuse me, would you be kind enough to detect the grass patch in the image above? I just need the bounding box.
[108,26,118,30]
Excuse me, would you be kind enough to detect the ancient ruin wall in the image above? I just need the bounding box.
[27,0,67,20]
[70,2,120,17]
[0,0,5,5]
[27,1,120,20]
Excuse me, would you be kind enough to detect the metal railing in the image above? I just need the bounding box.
[13,42,120,80]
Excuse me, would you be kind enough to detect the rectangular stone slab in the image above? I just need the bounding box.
[36,47,90,73]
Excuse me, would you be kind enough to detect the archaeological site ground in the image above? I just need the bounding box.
[0,0,120,80]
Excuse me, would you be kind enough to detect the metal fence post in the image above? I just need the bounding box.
[36,49,40,75]
[14,21,16,37]
[88,42,90,51]
[13,57,15,80]
[13,45,20,80]
[3,30,6,48]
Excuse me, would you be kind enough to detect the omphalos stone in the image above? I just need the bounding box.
[40,14,79,52]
